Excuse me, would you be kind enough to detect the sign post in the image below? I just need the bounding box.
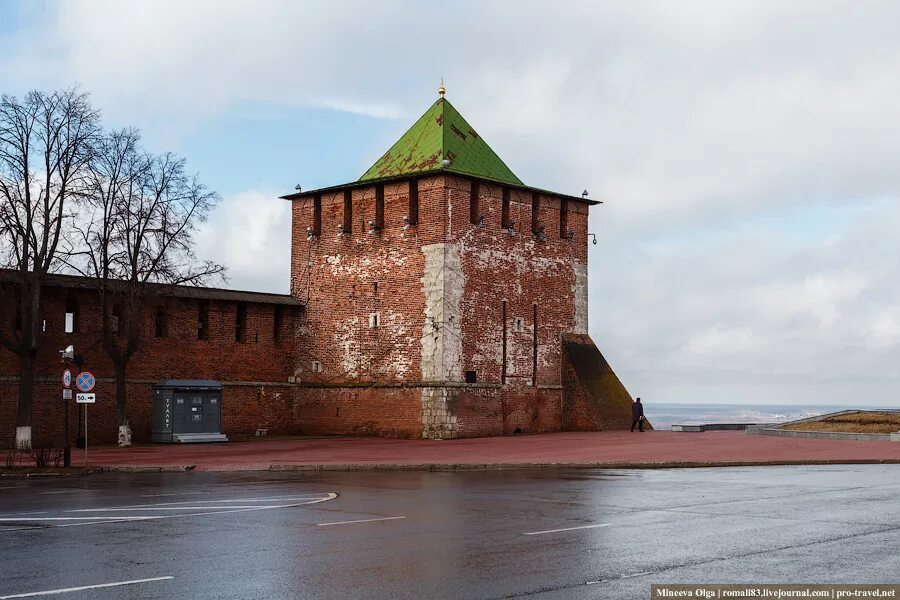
[62,369,72,467]
[75,372,96,466]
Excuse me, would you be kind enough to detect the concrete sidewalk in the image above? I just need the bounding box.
[67,430,900,472]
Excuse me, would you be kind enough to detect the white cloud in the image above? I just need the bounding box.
[194,191,291,294]
[686,326,767,358]
[867,310,900,352]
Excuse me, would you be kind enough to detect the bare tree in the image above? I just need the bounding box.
[0,88,99,448]
[65,129,223,446]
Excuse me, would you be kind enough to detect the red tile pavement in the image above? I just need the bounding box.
[69,431,900,471]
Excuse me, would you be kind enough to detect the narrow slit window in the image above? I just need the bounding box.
[374,185,385,230]
[343,189,353,234]
[273,305,284,343]
[408,179,419,226]
[155,306,167,338]
[64,295,78,334]
[111,304,121,335]
[313,194,322,236]
[501,300,507,385]
[559,198,569,239]
[532,304,538,387]
[501,188,511,229]
[236,302,247,343]
[531,192,541,234]
[198,300,209,340]
[469,180,480,225]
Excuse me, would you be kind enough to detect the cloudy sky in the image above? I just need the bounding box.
[2,0,898,406]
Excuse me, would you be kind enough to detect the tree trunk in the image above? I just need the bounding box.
[15,354,35,449]
[114,361,131,447]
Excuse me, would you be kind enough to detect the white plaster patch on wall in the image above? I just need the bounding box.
[388,252,408,267]
[468,246,569,270]
[442,243,465,380]
[537,343,554,368]
[472,339,503,367]
[420,242,465,382]
[335,316,361,378]
[574,260,588,333]
[374,310,412,379]
[342,339,358,378]
[421,245,443,381]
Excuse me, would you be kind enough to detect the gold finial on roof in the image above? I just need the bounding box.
[438,78,446,98]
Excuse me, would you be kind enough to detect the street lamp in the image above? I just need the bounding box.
[58,345,83,468]
[59,345,74,468]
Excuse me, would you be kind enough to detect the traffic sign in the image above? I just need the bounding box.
[75,371,95,392]
[63,389,73,400]
[62,369,72,388]
[76,393,96,404]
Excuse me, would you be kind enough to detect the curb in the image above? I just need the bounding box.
[94,465,197,473]
[0,467,106,479]
[22,459,900,475]
[748,427,898,442]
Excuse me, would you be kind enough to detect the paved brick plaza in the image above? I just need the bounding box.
[69,431,900,471]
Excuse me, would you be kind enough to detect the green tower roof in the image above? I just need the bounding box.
[358,97,524,187]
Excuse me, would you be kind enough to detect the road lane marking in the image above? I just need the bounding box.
[140,491,209,498]
[523,523,611,536]
[0,493,338,532]
[93,492,325,512]
[204,495,332,503]
[0,576,173,598]
[317,516,406,527]
[0,516,154,522]
[68,506,286,512]
[38,490,87,496]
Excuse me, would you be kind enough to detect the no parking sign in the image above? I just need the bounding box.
[76,371,95,392]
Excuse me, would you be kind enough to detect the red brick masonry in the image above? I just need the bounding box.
[65,431,900,471]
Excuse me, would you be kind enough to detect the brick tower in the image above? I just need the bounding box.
[284,88,637,438]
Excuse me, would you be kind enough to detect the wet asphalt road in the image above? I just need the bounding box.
[0,465,898,599]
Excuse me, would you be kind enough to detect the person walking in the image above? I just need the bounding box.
[630,397,645,432]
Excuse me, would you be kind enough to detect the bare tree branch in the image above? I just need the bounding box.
[0,87,100,447]
[65,127,224,445]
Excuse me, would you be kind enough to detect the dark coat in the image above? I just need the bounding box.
[632,402,644,419]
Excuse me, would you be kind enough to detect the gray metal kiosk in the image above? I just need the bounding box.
[152,380,228,443]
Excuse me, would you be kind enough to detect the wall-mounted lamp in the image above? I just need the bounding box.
[587,233,597,245]
[506,221,516,236]
[337,223,345,235]
[534,224,546,242]
[402,215,411,231]
[305,226,315,241]
[567,228,575,241]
